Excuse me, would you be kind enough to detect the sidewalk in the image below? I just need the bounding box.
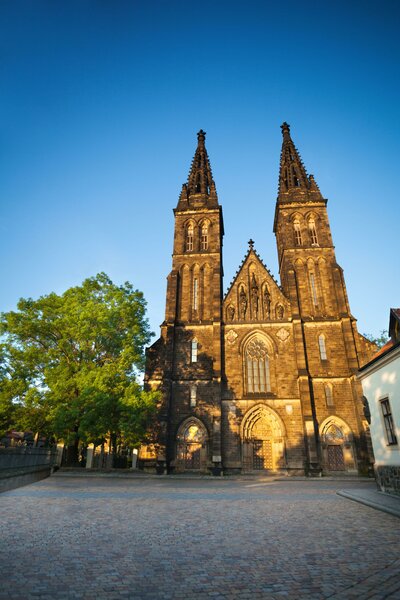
[338,487,400,518]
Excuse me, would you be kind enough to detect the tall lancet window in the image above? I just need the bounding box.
[193,278,198,311]
[244,339,271,394]
[309,218,318,245]
[294,220,302,246]
[186,223,194,252]
[310,272,318,306]
[200,224,208,250]
[319,334,327,361]
[191,339,198,363]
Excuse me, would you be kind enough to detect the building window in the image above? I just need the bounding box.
[186,224,194,252]
[308,218,318,245]
[200,224,208,250]
[193,278,198,311]
[294,220,302,245]
[191,339,198,363]
[310,272,318,306]
[325,384,333,406]
[319,334,327,360]
[244,339,271,394]
[380,398,398,446]
[190,385,197,407]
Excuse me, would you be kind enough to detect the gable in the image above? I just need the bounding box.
[223,249,290,323]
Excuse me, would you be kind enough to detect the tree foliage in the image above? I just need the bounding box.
[0,273,158,457]
[362,330,389,349]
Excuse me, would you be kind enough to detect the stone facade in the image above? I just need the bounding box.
[144,125,377,475]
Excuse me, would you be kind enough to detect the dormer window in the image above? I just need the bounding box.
[186,224,194,252]
[200,224,208,250]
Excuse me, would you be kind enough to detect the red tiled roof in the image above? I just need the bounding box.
[371,339,394,360]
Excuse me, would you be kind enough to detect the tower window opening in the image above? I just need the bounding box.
[294,220,302,246]
[190,385,197,408]
[186,224,194,252]
[309,218,318,245]
[310,272,318,306]
[201,224,208,250]
[319,334,327,361]
[325,384,333,406]
[294,175,300,187]
[191,339,198,363]
[193,278,198,311]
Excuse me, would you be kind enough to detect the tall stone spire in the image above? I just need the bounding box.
[177,130,218,210]
[278,122,322,202]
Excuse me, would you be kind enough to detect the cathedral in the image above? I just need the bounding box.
[144,124,376,475]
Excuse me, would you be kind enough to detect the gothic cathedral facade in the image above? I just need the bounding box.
[144,124,375,475]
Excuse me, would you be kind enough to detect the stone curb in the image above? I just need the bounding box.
[52,469,372,483]
[337,489,400,518]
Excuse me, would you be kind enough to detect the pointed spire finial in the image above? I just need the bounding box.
[248,239,254,249]
[197,129,206,143]
[281,122,291,137]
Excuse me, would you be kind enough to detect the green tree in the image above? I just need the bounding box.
[362,330,389,349]
[0,273,158,463]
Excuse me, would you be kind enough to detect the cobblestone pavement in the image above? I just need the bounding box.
[1,476,400,599]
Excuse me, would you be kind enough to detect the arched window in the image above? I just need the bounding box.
[200,223,208,250]
[308,218,318,245]
[244,339,271,394]
[186,223,194,252]
[191,339,198,363]
[324,384,333,406]
[293,220,302,245]
[319,334,327,360]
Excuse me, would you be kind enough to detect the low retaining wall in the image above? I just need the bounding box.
[375,465,400,496]
[0,466,52,493]
[0,447,57,493]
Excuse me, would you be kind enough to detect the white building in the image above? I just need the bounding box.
[358,309,400,495]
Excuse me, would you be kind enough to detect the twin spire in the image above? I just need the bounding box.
[177,129,218,210]
[176,124,322,211]
[278,122,322,202]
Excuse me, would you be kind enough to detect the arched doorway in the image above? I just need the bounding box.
[176,418,208,471]
[241,405,286,472]
[320,418,356,472]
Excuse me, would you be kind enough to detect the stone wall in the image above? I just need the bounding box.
[375,465,400,496]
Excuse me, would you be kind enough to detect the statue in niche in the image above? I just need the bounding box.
[239,288,247,320]
[251,273,259,318]
[276,304,284,320]
[227,305,235,322]
[263,286,271,319]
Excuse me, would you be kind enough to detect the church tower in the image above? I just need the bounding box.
[145,130,224,473]
[273,122,372,472]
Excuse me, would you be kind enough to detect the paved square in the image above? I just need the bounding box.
[1,476,399,599]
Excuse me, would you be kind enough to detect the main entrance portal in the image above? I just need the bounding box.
[242,405,285,471]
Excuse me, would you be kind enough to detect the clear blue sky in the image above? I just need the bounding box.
[1,0,399,339]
